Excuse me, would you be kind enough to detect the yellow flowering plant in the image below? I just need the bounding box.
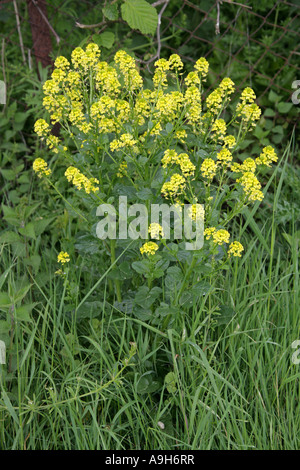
[33,43,278,326]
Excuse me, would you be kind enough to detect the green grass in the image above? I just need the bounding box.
[0,139,299,450]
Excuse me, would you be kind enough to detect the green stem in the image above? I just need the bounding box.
[110,239,122,302]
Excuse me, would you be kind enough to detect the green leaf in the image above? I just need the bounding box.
[0,320,11,334]
[136,188,153,201]
[165,266,183,291]
[102,3,119,21]
[132,259,151,275]
[13,284,31,304]
[135,286,162,309]
[216,305,235,326]
[155,303,179,317]
[15,303,35,322]
[133,307,152,321]
[0,231,22,244]
[1,169,15,181]
[0,292,11,307]
[76,301,103,319]
[268,90,280,103]
[2,205,19,226]
[108,261,133,280]
[18,222,36,239]
[93,31,115,49]
[121,0,158,35]
[277,102,293,114]
[136,372,161,394]
[33,217,54,237]
[165,371,177,393]
[264,108,276,117]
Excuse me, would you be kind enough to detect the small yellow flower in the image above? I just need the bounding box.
[194,57,209,78]
[219,77,235,97]
[217,148,233,166]
[240,87,256,104]
[148,223,164,239]
[161,174,186,199]
[212,229,230,245]
[211,118,227,142]
[33,158,51,178]
[204,227,216,240]
[175,129,187,143]
[65,166,99,194]
[116,161,128,178]
[255,146,278,167]
[34,119,50,137]
[185,72,200,87]
[237,171,264,202]
[168,54,183,71]
[140,242,159,256]
[188,204,205,222]
[223,135,236,149]
[57,251,70,264]
[201,158,217,180]
[228,241,244,257]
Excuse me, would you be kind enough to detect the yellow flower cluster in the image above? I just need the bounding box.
[194,57,209,79]
[148,223,164,239]
[54,56,70,70]
[240,103,261,128]
[223,135,236,148]
[134,93,151,125]
[161,149,195,185]
[168,54,184,71]
[65,167,99,194]
[228,241,244,257]
[178,153,196,177]
[140,241,159,256]
[236,171,264,202]
[71,43,100,71]
[185,72,200,87]
[204,227,230,245]
[206,88,223,115]
[211,118,227,142]
[33,158,51,178]
[34,119,50,137]
[188,204,205,222]
[110,133,137,152]
[201,158,217,180]
[236,87,261,128]
[57,251,70,264]
[217,148,233,166]
[184,85,202,124]
[116,161,128,178]
[231,157,257,173]
[153,58,170,88]
[156,91,183,121]
[95,61,121,96]
[240,87,256,104]
[115,50,143,90]
[161,174,186,199]
[256,146,278,167]
[219,77,235,97]
[175,129,187,143]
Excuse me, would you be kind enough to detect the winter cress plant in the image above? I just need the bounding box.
[33,43,278,326]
